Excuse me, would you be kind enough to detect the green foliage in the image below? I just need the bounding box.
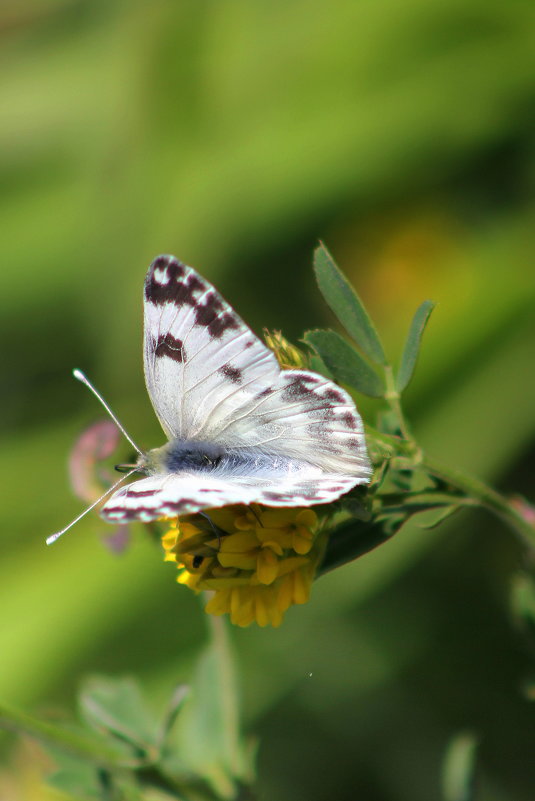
[2,673,248,801]
[167,619,253,797]
[511,573,535,652]
[305,249,534,575]
[313,243,386,365]
[441,733,478,801]
[304,330,385,397]
[396,300,435,392]
[0,701,132,770]
[79,676,161,756]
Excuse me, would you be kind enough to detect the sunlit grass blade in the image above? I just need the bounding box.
[304,329,385,397]
[396,300,435,392]
[313,242,386,365]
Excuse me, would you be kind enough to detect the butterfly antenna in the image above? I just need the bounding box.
[198,511,225,548]
[73,369,143,456]
[46,468,138,545]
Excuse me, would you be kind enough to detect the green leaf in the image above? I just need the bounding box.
[396,300,435,392]
[156,684,189,753]
[0,702,133,769]
[304,330,385,397]
[79,676,158,754]
[48,754,145,801]
[319,519,399,575]
[46,750,108,801]
[308,351,333,379]
[441,732,478,801]
[416,505,460,530]
[313,243,386,364]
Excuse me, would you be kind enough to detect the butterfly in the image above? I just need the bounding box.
[90,255,371,525]
[95,255,371,524]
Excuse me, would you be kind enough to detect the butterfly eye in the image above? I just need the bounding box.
[192,555,204,568]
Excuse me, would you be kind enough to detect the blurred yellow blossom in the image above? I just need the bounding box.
[263,329,307,369]
[162,505,325,627]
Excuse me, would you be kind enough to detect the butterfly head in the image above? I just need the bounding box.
[142,439,226,476]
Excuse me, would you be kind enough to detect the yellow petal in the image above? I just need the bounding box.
[256,549,280,585]
[296,509,318,528]
[207,507,244,533]
[219,532,259,552]
[292,532,313,554]
[177,521,203,538]
[257,508,303,528]
[277,576,294,612]
[255,527,293,548]
[161,531,177,550]
[177,571,202,591]
[293,569,312,605]
[254,592,270,627]
[217,551,257,570]
[262,540,284,556]
[211,565,239,578]
[277,556,309,576]
[234,512,256,531]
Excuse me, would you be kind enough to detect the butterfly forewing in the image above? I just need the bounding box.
[143,256,280,441]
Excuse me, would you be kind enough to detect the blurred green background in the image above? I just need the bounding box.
[1,0,534,798]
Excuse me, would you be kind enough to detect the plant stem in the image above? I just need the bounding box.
[383,365,413,441]
[421,454,535,553]
[208,613,242,778]
[368,379,535,553]
[368,428,535,551]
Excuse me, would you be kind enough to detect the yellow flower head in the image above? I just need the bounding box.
[161,505,324,627]
[263,329,308,369]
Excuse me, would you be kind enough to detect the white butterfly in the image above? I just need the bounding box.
[49,255,371,542]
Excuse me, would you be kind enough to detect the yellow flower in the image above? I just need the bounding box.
[263,329,308,369]
[161,505,325,627]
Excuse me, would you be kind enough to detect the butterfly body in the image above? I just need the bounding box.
[143,439,299,477]
[100,255,371,524]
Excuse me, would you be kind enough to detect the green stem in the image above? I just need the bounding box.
[367,379,535,552]
[206,607,258,799]
[207,613,242,778]
[383,365,413,441]
[367,428,535,551]
[421,454,535,552]
[136,766,222,801]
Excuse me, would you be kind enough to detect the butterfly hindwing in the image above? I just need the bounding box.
[211,368,370,477]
